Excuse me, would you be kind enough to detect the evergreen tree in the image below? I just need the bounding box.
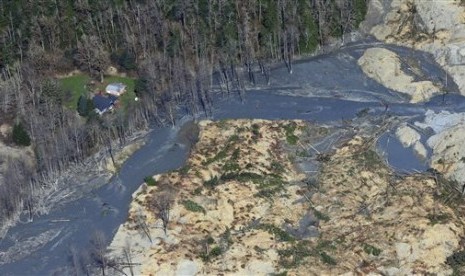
[77,95,89,117]
[354,0,368,27]
[12,123,31,146]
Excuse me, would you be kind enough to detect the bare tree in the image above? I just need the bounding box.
[69,245,83,276]
[123,241,135,276]
[135,208,152,243]
[90,230,109,276]
[150,187,175,235]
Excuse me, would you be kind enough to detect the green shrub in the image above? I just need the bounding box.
[217,119,228,129]
[228,134,239,143]
[314,209,330,222]
[319,251,337,265]
[179,165,190,175]
[192,187,203,195]
[354,0,368,27]
[201,246,223,262]
[182,200,206,214]
[278,241,312,268]
[209,246,222,257]
[363,244,382,256]
[203,147,229,165]
[221,172,262,182]
[12,122,31,146]
[284,122,299,145]
[203,176,219,188]
[270,161,285,174]
[447,249,465,275]
[231,148,240,160]
[254,186,282,198]
[206,236,215,244]
[427,213,450,225]
[144,176,157,186]
[270,272,288,276]
[223,161,240,172]
[286,134,298,145]
[252,123,260,136]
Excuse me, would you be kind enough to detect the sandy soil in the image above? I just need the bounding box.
[109,119,465,275]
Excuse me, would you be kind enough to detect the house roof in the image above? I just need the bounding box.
[106,83,126,92]
[93,95,115,112]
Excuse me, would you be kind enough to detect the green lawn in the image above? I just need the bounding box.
[59,74,137,112]
[59,74,90,109]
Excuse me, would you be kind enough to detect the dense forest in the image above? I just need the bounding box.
[0,0,367,229]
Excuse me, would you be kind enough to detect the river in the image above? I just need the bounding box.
[1,40,464,275]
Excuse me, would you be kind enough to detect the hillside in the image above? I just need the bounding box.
[108,119,465,275]
[0,0,369,235]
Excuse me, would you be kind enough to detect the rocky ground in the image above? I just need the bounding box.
[108,119,465,275]
[361,0,465,95]
[359,0,465,197]
[357,47,442,102]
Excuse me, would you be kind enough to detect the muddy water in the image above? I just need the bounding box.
[1,41,465,275]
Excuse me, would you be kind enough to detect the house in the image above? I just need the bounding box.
[105,83,127,97]
[93,94,118,115]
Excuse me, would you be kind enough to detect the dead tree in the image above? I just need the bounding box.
[135,208,152,243]
[123,241,135,276]
[150,188,174,235]
[90,230,109,276]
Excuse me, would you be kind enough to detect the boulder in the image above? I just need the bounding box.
[396,123,421,147]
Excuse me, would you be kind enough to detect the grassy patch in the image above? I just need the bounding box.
[59,74,90,109]
[220,171,285,197]
[278,241,313,269]
[59,74,137,111]
[182,200,206,214]
[283,122,299,145]
[257,223,295,242]
[202,146,230,165]
[286,134,299,145]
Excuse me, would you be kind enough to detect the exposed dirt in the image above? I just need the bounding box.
[109,119,465,275]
